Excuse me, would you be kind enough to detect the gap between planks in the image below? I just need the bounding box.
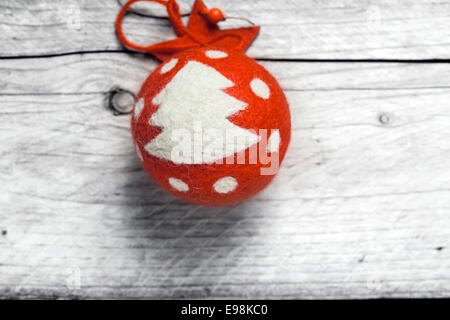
[2,49,450,64]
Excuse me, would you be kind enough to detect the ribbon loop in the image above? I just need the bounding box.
[116,0,258,60]
[116,0,188,51]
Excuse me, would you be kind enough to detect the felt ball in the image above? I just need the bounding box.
[132,48,291,206]
[206,8,225,24]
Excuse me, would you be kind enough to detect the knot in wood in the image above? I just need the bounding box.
[109,87,135,115]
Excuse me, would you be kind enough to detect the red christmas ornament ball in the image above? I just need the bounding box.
[131,48,291,206]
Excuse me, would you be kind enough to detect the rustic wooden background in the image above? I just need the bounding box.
[1,0,449,299]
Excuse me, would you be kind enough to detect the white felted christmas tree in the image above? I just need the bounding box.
[145,60,259,164]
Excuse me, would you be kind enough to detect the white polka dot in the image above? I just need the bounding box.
[169,177,189,192]
[250,78,270,99]
[161,58,178,74]
[135,144,144,161]
[268,130,280,153]
[133,98,144,120]
[205,50,228,59]
[213,176,238,194]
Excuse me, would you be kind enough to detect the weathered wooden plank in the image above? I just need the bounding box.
[2,0,450,59]
[3,53,450,96]
[0,58,449,298]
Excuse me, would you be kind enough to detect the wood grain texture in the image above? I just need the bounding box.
[0,53,449,298]
[2,0,450,59]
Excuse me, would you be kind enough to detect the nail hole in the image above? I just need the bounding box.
[378,113,390,125]
[1,230,7,236]
[108,87,136,115]
[436,246,444,251]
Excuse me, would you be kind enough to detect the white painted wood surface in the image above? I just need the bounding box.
[0,0,449,299]
[2,0,450,59]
